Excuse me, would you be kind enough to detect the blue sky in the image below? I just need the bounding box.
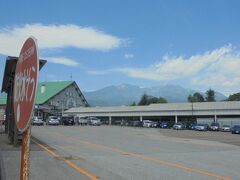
[0,0,240,95]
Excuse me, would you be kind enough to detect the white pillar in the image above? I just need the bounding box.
[109,116,112,125]
[214,114,217,122]
[140,116,143,122]
[175,115,178,123]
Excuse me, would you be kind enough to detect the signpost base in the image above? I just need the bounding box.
[20,126,31,180]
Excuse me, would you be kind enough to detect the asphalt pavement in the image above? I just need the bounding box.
[28,125,240,180]
[0,132,89,180]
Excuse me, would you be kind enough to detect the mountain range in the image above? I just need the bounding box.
[83,84,227,107]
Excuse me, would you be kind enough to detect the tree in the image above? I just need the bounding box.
[205,89,215,102]
[158,97,167,103]
[228,93,240,101]
[138,93,148,105]
[188,92,204,102]
[188,94,193,102]
[138,94,168,105]
[148,97,159,104]
[130,101,136,106]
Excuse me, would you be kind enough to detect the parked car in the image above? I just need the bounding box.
[151,121,160,128]
[143,120,153,128]
[189,123,197,130]
[32,117,44,126]
[231,125,240,134]
[160,122,169,128]
[220,125,231,132]
[130,121,141,127]
[78,117,88,125]
[46,116,59,126]
[88,117,101,126]
[195,124,209,131]
[61,116,74,126]
[173,122,186,130]
[210,122,220,131]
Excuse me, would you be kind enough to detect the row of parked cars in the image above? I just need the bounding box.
[32,116,102,126]
[128,120,240,134]
[172,122,240,134]
[127,120,169,128]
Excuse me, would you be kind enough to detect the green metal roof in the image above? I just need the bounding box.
[36,81,73,104]
[0,81,74,105]
[0,96,7,105]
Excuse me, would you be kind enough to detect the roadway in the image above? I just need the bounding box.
[31,126,240,180]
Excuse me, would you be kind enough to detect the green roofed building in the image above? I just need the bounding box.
[0,96,7,105]
[34,81,88,120]
[0,81,88,121]
[0,96,7,122]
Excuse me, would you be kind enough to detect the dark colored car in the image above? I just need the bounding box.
[61,116,74,126]
[189,123,197,130]
[130,121,141,127]
[210,122,220,131]
[160,122,169,128]
[231,125,240,134]
[151,121,160,128]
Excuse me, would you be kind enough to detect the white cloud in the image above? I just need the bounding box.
[116,45,240,94]
[124,53,134,59]
[87,69,113,75]
[0,24,123,56]
[46,57,79,66]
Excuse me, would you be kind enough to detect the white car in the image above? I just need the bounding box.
[143,120,153,128]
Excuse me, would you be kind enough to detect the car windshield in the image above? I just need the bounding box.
[51,117,58,120]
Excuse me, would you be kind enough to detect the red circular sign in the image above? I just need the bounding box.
[13,37,39,132]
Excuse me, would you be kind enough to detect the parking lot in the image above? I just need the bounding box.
[159,128,240,146]
[29,125,240,180]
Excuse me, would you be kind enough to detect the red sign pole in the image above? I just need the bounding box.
[20,126,31,180]
[13,37,39,180]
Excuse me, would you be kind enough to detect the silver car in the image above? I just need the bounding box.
[173,122,186,130]
[32,117,44,126]
[88,117,101,126]
[195,124,208,131]
[46,116,59,126]
[220,125,231,132]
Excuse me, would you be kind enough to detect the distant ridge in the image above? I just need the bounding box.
[83,84,227,107]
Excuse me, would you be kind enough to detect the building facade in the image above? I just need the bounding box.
[34,81,88,120]
[65,101,240,126]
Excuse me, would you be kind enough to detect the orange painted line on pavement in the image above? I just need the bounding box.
[55,132,232,180]
[31,138,98,180]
